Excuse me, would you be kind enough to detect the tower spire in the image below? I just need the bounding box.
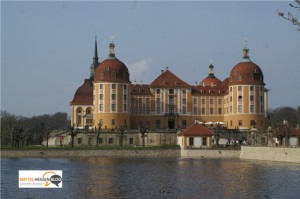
[208,59,215,77]
[90,36,99,79]
[242,39,251,62]
[109,35,116,58]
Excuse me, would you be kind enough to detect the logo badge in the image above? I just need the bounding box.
[19,170,62,188]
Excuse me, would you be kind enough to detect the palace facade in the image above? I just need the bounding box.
[70,39,268,131]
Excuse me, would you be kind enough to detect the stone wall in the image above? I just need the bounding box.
[181,149,240,158]
[1,149,180,158]
[240,146,300,163]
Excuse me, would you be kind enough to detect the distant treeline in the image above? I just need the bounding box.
[1,111,69,146]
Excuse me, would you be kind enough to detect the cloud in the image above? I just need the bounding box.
[126,59,152,83]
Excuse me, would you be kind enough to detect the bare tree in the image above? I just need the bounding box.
[277,0,300,31]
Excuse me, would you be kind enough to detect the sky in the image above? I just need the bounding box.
[1,1,300,117]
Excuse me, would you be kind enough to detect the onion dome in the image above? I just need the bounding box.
[200,62,221,87]
[94,41,130,83]
[70,79,93,105]
[229,43,264,85]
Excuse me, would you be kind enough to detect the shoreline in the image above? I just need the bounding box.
[1,147,299,163]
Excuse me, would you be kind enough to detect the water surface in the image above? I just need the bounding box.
[1,157,300,198]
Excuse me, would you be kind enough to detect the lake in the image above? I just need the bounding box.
[1,157,300,198]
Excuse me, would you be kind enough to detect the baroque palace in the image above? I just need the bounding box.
[70,38,268,134]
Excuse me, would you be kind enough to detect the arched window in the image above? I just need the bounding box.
[76,108,82,125]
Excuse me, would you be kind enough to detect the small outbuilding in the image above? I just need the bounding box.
[177,120,214,149]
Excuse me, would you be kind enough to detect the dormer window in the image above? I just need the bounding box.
[238,75,243,81]
[111,72,116,79]
[100,73,104,80]
[249,74,254,80]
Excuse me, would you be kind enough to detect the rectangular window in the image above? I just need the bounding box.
[98,138,103,144]
[182,89,186,94]
[138,107,143,115]
[238,96,243,102]
[100,94,103,100]
[123,94,127,101]
[250,105,255,113]
[146,107,150,114]
[218,98,222,105]
[182,98,187,105]
[193,107,197,115]
[230,106,233,113]
[124,85,127,90]
[230,96,232,102]
[146,98,150,106]
[111,104,116,111]
[210,98,214,104]
[138,98,143,107]
[250,95,254,101]
[129,138,134,145]
[189,137,194,146]
[86,119,93,125]
[78,138,82,145]
[218,108,222,115]
[156,89,160,94]
[123,104,127,112]
[202,98,205,104]
[238,86,242,91]
[230,87,232,92]
[169,89,174,95]
[250,86,254,91]
[238,105,243,113]
[210,108,214,115]
[130,107,135,115]
[111,119,116,126]
[108,138,113,144]
[202,108,206,115]
[77,115,82,125]
[156,120,161,129]
[112,84,116,89]
[100,84,103,90]
[238,120,243,126]
[193,98,197,105]
[203,137,207,146]
[112,94,116,100]
[182,120,187,129]
[182,106,187,114]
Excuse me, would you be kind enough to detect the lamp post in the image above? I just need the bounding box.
[118,124,126,148]
[69,124,78,148]
[96,121,102,147]
[139,121,149,148]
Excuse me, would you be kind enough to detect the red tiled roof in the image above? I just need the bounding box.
[94,58,130,83]
[70,79,93,105]
[150,69,191,88]
[200,75,222,87]
[178,122,214,136]
[229,61,264,85]
[130,84,152,95]
[191,85,224,96]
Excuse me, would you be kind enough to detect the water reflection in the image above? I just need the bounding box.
[1,157,300,198]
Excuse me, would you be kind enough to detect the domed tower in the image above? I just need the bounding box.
[93,40,131,129]
[225,42,268,130]
[200,61,222,87]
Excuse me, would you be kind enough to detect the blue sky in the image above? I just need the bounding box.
[1,1,300,117]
